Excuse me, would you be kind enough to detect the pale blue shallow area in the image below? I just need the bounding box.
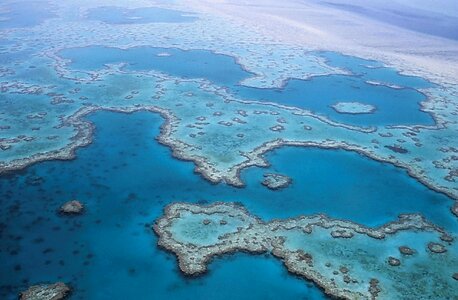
[59,46,435,126]
[0,111,455,299]
[86,6,198,24]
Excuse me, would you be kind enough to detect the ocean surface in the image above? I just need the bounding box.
[315,0,458,41]
[0,111,454,299]
[1,5,455,297]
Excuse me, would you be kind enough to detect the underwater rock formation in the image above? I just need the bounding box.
[59,200,84,215]
[19,282,70,300]
[261,173,292,190]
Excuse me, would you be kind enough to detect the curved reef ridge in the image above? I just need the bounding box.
[154,202,457,300]
[331,102,376,114]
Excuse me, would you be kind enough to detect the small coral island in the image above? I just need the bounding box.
[59,200,84,215]
[19,282,71,300]
[154,202,457,299]
[331,101,376,114]
[261,173,292,190]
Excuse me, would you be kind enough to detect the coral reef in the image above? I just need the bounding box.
[261,173,292,190]
[59,200,84,215]
[331,102,376,114]
[19,282,70,300]
[154,202,457,299]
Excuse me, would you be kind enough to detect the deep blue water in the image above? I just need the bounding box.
[0,111,454,299]
[86,6,198,24]
[0,1,56,29]
[58,46,435,127]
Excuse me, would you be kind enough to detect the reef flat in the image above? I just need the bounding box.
[331,102,376,114]
[154,202,457,299]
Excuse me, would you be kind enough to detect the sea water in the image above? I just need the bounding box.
[0,111,454,299]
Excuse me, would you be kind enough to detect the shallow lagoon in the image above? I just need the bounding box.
[59,46,435,126]
[0,111,454,299]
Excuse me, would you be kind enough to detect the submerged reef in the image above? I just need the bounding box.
[154,202,457,299]
[19,282,70,300]
[261,173,292,190]
[452,202,458,218]
[59,200,84,215]
[331,102,376,114]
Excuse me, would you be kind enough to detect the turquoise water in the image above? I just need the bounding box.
[0,1,56,29]
[86,6,198,24]
[59,46,435,126]
[244,147,456,230]
[233,76,434,126]
[0,48,33,65]
[0,111,454,299]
